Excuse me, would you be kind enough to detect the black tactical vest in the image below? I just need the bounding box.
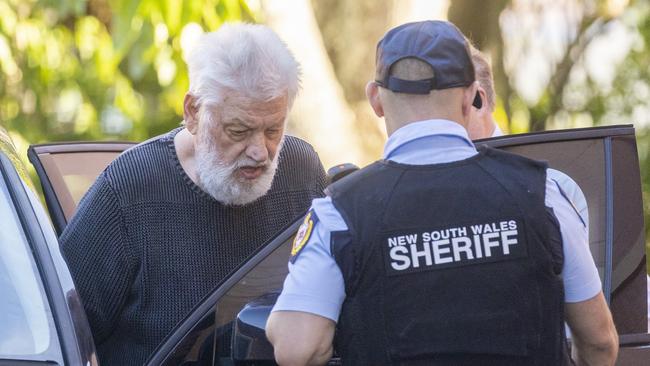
[328,147,570,366]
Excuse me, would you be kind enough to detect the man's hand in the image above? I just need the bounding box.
[566,291,619,366]
[266,311,336,366]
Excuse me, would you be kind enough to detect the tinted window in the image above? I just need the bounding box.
[501,139,607,279]
[37,151,121,220]
[0,180,54,356]
[158,233,294,365]
[493,135,647,334]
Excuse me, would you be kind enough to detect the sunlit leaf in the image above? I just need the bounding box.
[223,0,242,21]
[110,0,142,62]
[162,0,182,35]
[203,1,223,30]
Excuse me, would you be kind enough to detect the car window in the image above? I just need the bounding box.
[155,231,294,365]
[28,143,134,235]
[489,133,647,335]
[0,177,56,357]
[498,138,607,279]
[33,151,124,220]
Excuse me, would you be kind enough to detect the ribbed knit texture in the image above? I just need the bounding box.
[59,128,326,366]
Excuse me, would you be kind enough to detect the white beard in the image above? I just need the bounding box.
[195,135,282,206]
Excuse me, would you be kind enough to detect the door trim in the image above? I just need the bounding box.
[27,142,136,235]
[147,218,304,365]
[0,153,81,365]
[475,124,634,148]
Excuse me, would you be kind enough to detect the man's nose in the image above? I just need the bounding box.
[246,133,269,163]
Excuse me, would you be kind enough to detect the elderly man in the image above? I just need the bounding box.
[267,20,618,366]
[60,24,326,366]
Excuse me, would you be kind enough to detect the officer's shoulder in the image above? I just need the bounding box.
[278,136,323,169]
[546,168,579,188]
[275,135,325,191]
[311,198,348,232]
[103,132,170,184]
[481,146,547,170]
[326,161,385,197]
[280,135,318,159]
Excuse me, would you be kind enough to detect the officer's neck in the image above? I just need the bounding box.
[385,111,467,136]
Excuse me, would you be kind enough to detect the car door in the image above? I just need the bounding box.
[27,142,135,235]
[0,140,97,365]
[145,124,649,365]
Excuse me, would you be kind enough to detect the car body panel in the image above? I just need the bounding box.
[0,137,98,365]
[478,127,648,334]
[27,142,135,235]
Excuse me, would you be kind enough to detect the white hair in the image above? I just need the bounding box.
[186,23,301,110]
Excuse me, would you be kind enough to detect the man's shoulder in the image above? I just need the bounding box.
[275,135,326,187]
[279,135,320,166]
[102,131,174,190]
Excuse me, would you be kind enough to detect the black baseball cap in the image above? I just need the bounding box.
[375,20,476,95]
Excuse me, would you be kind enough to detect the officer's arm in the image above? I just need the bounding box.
[267,311,335,366]
[267,202,346,365]
[565,292,618,366]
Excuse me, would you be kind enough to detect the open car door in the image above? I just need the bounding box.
[27,142,135,236]
[145,124,648,366]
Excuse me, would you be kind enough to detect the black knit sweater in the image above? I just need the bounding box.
[60,128,326,366]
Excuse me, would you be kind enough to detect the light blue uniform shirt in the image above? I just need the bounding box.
[273,119,602,322]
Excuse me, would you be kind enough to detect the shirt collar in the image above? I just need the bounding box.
[383,119,475,160]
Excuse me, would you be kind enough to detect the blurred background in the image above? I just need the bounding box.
[0,0,648,271]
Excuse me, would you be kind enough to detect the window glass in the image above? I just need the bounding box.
[216,238,291,359]
[503,139,606,279]
[160,234,295,365]
[0,180,52,356]
[39,151,121,220]
[48,152,118,205]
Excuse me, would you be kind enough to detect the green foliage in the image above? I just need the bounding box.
[590,2,650,270]
[0,0,258,144]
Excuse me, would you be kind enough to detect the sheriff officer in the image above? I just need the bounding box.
[266,20,618,366]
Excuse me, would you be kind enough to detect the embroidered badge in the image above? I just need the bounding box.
[290,210,318,263]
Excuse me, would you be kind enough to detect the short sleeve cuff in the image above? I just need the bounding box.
[271,293,342,322]
[564,276,602,303]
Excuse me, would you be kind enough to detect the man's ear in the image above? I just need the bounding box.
[462,81,479,119]
[365,81,384,118]
[183,93,199,135]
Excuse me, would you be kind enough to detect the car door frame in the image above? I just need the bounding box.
[475,124,643,306]
[146,218,303,365]
[28,142,135,235]
[475,124,650,346]
[0,152,96,365]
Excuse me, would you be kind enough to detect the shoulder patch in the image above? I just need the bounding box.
[290,210,319,263]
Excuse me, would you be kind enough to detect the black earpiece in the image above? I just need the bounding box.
[472,91,482,109]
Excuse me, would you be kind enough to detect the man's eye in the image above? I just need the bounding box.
[230,130,247,137]
[266,129,280,137]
